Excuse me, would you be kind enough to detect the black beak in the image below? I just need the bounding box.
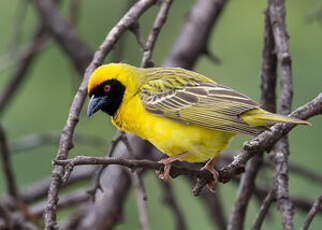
[87,95,108,117]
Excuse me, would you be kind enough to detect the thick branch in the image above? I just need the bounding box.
[227,8,277,230]
[34,0,92,73]
[269,0,294,229]
[163,0,227,69]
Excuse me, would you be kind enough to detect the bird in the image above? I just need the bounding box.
[87,63,311,189]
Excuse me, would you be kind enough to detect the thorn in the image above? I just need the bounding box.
[204,49,221,64]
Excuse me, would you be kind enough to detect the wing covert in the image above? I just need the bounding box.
[139,70,265,135]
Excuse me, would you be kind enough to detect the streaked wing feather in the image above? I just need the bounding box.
[140,70,265,135]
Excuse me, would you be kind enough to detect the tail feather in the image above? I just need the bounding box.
[240,109,311,127]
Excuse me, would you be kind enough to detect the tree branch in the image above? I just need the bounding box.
[269,0,294,229]
[54,156,213,183]
[54,92,322,195]
[141,0,174,67]
[301,195,322,230]
[42,1,158,228]
[65,0,227,229]
[163,0,227,69]
[0,26,48,117]
[10,133,106,154]
[197,184,227,230]
[34,0,92,73]
[0,124,19,199]
[130,171,150,230]
[218,93,322,184]
[160,182,187,230]
[251,190,275,230]
[30,189,89,218]
[227,8,277,230]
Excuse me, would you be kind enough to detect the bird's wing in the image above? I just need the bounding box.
[139,70,265,135]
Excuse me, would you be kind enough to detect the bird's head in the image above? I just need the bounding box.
[87,63,143,117]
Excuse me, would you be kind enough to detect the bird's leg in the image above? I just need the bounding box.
[201,158,219,192]
[156,152,191,182]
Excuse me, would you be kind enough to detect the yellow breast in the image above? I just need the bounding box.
[112,95,237,162]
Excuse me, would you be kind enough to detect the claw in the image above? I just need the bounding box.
[201,158,218,192]
[155,152,191,182]
[156,158,172,182]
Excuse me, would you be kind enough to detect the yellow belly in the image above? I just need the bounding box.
[112,95,237,162]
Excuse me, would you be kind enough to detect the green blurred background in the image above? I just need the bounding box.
[0,0,321,229]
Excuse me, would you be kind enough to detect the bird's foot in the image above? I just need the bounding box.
[156,152,191,182]
[201,158,218,193]
[156,158,172,182]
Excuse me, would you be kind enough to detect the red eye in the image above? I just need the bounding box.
[104,85,111,93]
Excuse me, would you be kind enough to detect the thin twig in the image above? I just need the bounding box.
[17,166,94,204]
[131,171,150,230]
[301,195,322,230]
[252,190,275,230]
[112,0,137,62]
[227,155,264,230]
[0,202,40,230]
[130,22,146,51]
[54,156,213,183]
[0,124,19,199]
[10,132,106,154]
[30,189,89,218]
[218,154,322,186]
[160,182,187,230]
[203,49,221,65]
[42,1,158,228]
[141,0,174,67]
[86,131,123,201]
[253,185,321,215]
[197,183,227,230]
[9,0,29,56]
[0,26,48,117]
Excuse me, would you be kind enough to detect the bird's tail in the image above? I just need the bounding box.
[240,108,311,127]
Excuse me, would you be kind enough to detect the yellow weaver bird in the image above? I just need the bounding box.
[87,63,310,188]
